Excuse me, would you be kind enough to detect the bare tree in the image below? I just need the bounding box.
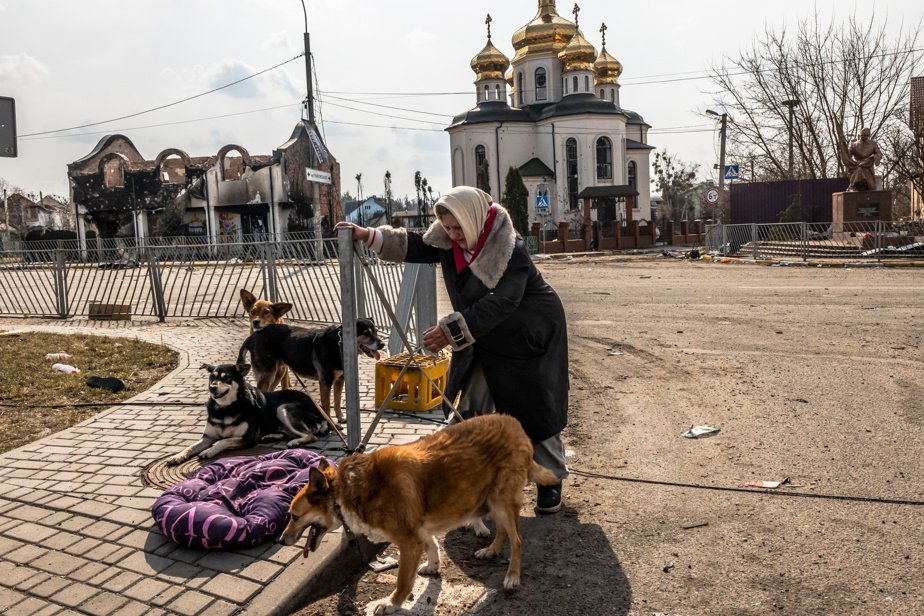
[708,12,921,186]
[651,150,700,224]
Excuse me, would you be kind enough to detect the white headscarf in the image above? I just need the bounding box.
[433,186,493,249]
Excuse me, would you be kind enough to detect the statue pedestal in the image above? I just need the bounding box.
[832,190,892,240]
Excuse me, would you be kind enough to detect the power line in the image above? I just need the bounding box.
[20,103,302,141]
[20,53,305,138]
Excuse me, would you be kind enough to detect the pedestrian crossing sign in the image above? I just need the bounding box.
[536,194,549,212]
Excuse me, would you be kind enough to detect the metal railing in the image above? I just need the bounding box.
[705,221,924,261]
[0,234,425,346]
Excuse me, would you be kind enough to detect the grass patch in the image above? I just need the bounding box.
[0,331,179,454]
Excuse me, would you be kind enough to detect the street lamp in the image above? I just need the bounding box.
[705,109,728,191]
[781,99,800,178]
[299,1,315,124]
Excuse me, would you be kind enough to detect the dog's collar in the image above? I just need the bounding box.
[332,499,356,541]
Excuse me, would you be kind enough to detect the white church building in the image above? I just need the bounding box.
[447,1,654,248]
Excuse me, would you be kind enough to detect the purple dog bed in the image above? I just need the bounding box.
[152,449,332,549]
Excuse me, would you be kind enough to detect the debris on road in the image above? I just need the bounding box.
[741,477,794,489]
[45,352,73,360]
[369,555,399,573]
[51,363,80,374]
[681,425,721,438]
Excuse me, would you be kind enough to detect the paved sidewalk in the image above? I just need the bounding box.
[0,318,443,616]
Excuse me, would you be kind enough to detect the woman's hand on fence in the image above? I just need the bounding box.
[334,222,370,243]
[422,325,449,353]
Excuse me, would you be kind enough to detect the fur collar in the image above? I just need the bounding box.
[422,204,516,289]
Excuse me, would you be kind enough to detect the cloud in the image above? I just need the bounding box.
[0,53,48,87]
[263,31,293,52]
[166,58,299,101]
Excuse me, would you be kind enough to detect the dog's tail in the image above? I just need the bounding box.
[528,461,559,486]
[237,336,251,365]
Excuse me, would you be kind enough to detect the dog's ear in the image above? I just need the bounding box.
[308,466,330,494]
[236,363,251,377]
[200,363,215,373]
[272,302,293,318]
[240,289,257,312]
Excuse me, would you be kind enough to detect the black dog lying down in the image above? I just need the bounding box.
[237,319,386,424]
[167,363,330,466]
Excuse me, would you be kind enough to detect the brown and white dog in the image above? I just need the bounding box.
[279,414,558,615]
[240,289,292,391]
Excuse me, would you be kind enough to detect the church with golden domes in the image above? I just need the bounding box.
[448,0,653,246]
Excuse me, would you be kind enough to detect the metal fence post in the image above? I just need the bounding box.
[876,220,883,262]
[354,248,367,319]
[751,224,758,260]
[338,228,361,452]
[801,222,808,261]
[54,248,68,319]
[147,252,167,322]
[264,240,278,302]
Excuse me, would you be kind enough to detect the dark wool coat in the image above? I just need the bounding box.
[377,205,568,442]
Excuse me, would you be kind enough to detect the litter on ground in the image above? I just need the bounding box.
[681,425,721,438]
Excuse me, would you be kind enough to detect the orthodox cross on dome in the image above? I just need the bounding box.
[485,14,492,40]
[572,3,580,27]
[600,22,607,47]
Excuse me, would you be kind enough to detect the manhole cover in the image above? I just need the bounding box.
[141,446,281,489]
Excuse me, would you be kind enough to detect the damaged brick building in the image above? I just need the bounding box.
[67,120,342,247]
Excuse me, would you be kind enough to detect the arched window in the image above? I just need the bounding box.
[584,75,590,92]
[599,89,604,98]
[495,84,501,100]
[566,138,579,211]
[610,88,616,102]
[535,67,547,101]
[563,78,568,94]
[103,158,124,188]
[596,137,613,180]
[475,145,486,169]
[627,161,637,191]
[572,76,579,92]
[517,73,524,105]
[483,84,489,101]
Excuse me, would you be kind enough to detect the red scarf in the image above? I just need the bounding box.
[452,207,498,274]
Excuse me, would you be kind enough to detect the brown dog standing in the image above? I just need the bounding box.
[240,289,292,391]
[280,414,559,614]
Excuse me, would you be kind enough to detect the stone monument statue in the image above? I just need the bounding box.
[840,127,882,192]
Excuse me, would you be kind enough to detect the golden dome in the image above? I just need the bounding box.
[511,1,577,62]
[471,40,510,81]
[558,28,596,73]
[594,46,622,84]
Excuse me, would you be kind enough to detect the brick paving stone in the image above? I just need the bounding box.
[69,501,117,518]
[69,560,114,583]
[200,573,262,604]
[30,551,90,576]
[81,520,132,541]
[0,560,34,587]
[81,541,122,561]
[51,581,97,607]
[46,495,83,510]
[78,591,130,616]
[117,529,169,551]
[0,534,26,556]
[0,586,26,609]
[42,531,82,552]
[119,551,173,576]
[111,599,151,616]
[56,516,95,533]
[102,571,143,593]
[100,546,135,565]
[29,575,71,598]
[103,508,152,528]
[4,521,58,543]
[2,596,56,616]
[197,599,239,616]
[195,551,255,573]
[236,559,284,584]
[159,562,216,590]
[12,568,50,591]
[167,590,214,616]
[122,578,177,604]
[6,543,48,564]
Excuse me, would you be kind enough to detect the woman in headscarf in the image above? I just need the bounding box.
[337,185,569,513]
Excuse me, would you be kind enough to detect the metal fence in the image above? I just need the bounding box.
[0,234,427,346]
[705,221,924,261]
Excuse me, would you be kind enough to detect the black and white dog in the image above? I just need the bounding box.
[237,319,386,424]
[167,363,330,466]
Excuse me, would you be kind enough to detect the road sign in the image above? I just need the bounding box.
[0,97,16,158]
[536,194,549,212]
[305,167,332,184]
[705,189,719,204]
[723,164,740,180]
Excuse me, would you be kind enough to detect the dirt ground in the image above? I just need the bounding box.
[293,256,924,616]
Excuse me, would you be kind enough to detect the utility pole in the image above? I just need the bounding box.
[706,109,728,191]
[299,1,315,124]
[782,99,800,178]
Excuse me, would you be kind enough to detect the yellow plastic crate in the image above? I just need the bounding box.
[374,352,450,412]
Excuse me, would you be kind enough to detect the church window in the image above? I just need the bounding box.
[628,161,637,191]
[517,72,524,105]
[566,138,579,211]
[599,89,604,98]
[483,84,489,101]
[584,75,590,92]
[475,145,487,169]
[535,67,547,101]
[572,76,579,92]
[103,158,125,188]
[596,137,613,180]
[495,84,501,100]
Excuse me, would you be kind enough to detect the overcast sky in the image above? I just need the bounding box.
[1,0,921,202]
